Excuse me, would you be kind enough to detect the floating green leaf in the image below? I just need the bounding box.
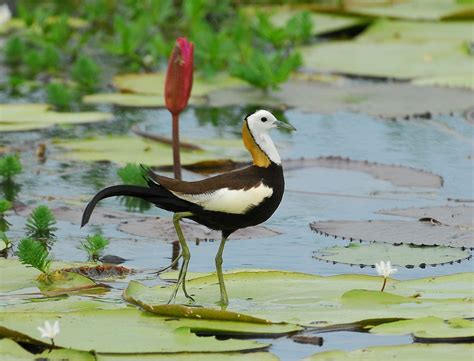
[301,41,472,80]
[82,93,206,107]
[0,338,95,361]
[303,343,472,361]
[125,280,301,336]
[97,352,279,361]
[370,317,474,342]
[125,270,473,327]
[0,104,113,132]
[0,308,268,353]
[244,6,368,36]
[315,243,471,267]
[37,270,109,296]
[112,72,246,96]
[54,135,246,166]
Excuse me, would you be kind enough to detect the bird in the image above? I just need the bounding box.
[81,109,296,306]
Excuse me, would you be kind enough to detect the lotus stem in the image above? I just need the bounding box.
[172,113,182,180]
[381,277,387,292]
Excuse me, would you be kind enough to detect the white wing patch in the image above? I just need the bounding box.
[171,183,273,214]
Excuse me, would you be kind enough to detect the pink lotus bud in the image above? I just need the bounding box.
[165,37,194,115]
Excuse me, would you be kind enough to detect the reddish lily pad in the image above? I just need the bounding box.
[310,219,473,249]
[377,205,473,227]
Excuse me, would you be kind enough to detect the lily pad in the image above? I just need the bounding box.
[342,0,474,21]
[0,338,95,361]
[370,317,474,342]
[377,205,473,227]
[53,135,247,166]
[303,343,473,361]
[207,79,474,117]
[125,281,301,336]
[413,75,474,90]
[118,217,281,241]
[97,352,279,361]
[283,157,443,188]
[113,72,246,96]
[310,219,473,249]
[301,41,472,81]
[0,104,113,132]
[0,308,268,353]
[82,93,207,108]
[244,5,368,35]
[358,19,474,43]
[124,270,473,327]
[37,270,110,296]
[314,243,471,268]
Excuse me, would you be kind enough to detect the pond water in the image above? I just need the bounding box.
[2,106,472,360]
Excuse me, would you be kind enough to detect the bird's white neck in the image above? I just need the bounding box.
[253,132,281,165]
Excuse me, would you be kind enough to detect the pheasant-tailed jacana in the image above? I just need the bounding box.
[81,110,295,305]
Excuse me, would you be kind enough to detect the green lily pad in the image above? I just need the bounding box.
[0,308,267,353]
[413,75,474,90]
[113,72,247,96]
[82,93,207,108]
[314,243,471,268]
[301,41,472,80]
[0,104,113,132]
[370,317,474,342]
[53,135,247,166]
[303,343,473,361]
[125,270,473,327]
[377,205,473,227]
[0,338,96,361]
[358,19,474,43]
[124,280,301,336]
[342,0,474,21]
[243,5,368,35]
[97,352,279,361]
[37,270,109,296]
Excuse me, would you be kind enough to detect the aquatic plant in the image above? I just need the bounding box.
[165,38,194,180]
[231,50,302,91]
[79,234,109,261]
[0,154,22,182]
[0,199,12,233]
[25,205,57,243]
[375,260,397,292]
[0,231,12,253]
[117,164,148,186]
[47,83,74,110]
[38,320,60,348]
[17,237,53,274]
[71,55,100,91]
[4,36,25,66]
[117,164,151,211]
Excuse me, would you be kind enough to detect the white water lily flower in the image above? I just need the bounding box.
[37,320,60,339]
[0,4,11,26]
[375,260,397,278]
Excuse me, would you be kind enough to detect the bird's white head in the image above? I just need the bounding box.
[244,110,296,167]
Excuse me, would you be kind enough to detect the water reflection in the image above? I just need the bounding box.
[0,180,21,201]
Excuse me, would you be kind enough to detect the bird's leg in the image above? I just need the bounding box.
[154,253,182,275]
[168,212,194,304]
[215,234,229,307]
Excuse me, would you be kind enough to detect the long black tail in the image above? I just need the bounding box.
[81,185,160,227]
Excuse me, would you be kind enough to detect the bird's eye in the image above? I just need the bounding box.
[261,117,268,122]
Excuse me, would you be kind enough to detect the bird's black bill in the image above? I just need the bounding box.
[275,120,296,131]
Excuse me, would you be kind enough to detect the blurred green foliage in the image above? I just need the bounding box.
[2,0,313,93]
[0,155,22,182]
